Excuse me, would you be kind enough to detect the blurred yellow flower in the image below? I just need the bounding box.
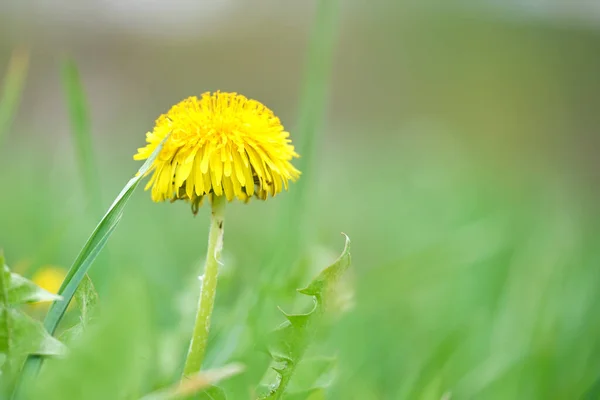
[134,92,300,212]
[31,265,65,295]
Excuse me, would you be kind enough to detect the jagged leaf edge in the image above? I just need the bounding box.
[258,235,350,400]
[0,253,66,379]
[285,356,337,395]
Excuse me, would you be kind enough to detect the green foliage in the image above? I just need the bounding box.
[5,268,61,305]
[17,136,167,386]
[59,274,98,345]
[27,277,149,400]
[238,2,343,394]
[4,3,600,400]
[0,252,64,387]
[72,274,98,325]
[257,235,351,399]
[47,135,164,333]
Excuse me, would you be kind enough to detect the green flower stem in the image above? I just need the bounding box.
[183,195,226,376]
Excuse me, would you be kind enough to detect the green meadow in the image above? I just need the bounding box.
[1,2,600,399]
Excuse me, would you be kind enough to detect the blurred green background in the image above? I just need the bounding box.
[2,1,600,399]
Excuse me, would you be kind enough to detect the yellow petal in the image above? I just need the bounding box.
[243,163,255,197]
[193,153,205,196]
[210,151,223,188]
[203,169,212,195]
[201,141,214,174]
[245,146,266,180]
[232,150,246,186]
[223,177,234,201]
[175,159,193,188]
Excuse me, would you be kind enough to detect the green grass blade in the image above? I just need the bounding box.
[272,0,340,277]
[0,48,29,147]
[62,58,102,213]
[14,137,166,396]
[288,0,339,215]
[293,0,340,181]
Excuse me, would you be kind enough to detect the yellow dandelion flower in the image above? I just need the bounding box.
[135,92,301,375]
[30,265,66,310]
[134,92,300,211]
[31,265,65,295]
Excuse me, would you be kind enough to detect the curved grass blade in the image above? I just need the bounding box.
[0,48,29,147]
[14,137,166,397]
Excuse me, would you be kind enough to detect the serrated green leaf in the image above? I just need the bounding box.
[16,135,168,389]
[6,309,66,358]
[286,357,336,395]
[279,307,314,330]
[0,253,65,383]
[269,351,293,365]
[297,235,351,298]
[5,266,61,305]
[258,235,351,400]
[0,309,66,384]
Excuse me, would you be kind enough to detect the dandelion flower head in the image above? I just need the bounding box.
[134,92,300,211]
[31,265,66,295]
